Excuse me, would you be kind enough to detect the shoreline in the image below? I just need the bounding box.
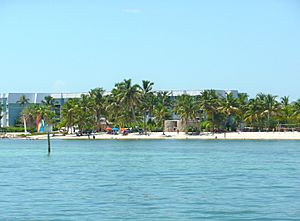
[2,132,300,140]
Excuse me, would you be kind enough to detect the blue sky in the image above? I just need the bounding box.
[0,0,299,99]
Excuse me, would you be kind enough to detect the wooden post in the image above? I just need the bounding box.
[47,132,51,154]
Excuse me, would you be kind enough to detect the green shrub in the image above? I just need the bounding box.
[2,127,25,132]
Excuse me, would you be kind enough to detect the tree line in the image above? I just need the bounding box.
[14,79,300,133]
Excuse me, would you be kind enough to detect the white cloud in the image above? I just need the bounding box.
[122,8,143,14]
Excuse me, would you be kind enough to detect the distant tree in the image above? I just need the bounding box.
[292,99,300,123]
[89,88,106,131]
[279,96,292,124]
[20,105,37,130]
[261,94,280,129]
[174,95,197,132]
[60,98,79,133]
[236,93,249,127]
[198,90,220,132]
[140,80,154,134]
[17,95,30,133]
[110,79,141,126]
[219,93,239,131]
[153,91,173,130]
[17,95,29,106]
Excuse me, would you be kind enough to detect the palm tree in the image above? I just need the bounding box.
[219,93,239,131]
[198,90,220,132]
[77,94,93,131]
[174,95,197,132]
[140,80,154,134]
[153,102,170,130]
[194,95,203,133]
[17,95,30,133]
[262,94,280,130]
[112,79,141,124]
[42,96,61,125]
[244,98,260,130]
[292,99,300,123]
[89,88,106,131]
[20,106,36,131]
[153,91,173,130]
[17,95,29,106]
[279,96,292,124]
[61,98,79,133]
[236,93,249,129]
[42,96,55,107]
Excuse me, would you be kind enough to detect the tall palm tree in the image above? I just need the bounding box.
[113,79,141,124]
[61,98,79,133]
[17,95,29,106]
[292,99,300,123]
[236,93,249,129]
[77,94,93,130]
[279,96,292,124]
[20,106,36,131]
[219,93,238,131]
[42,96,60,125]
[244,98,262,130]
[140,80,154,134]
[42,96,55,107]
[17,95,30,133]
[153,91,173,130]
[153,102,170,130]
[198,90,220,132]
[174,95,197,132]
[262,94,280,130]
[194,95,203,133]
[89,88,106,131]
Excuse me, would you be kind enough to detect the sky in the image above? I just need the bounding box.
[0,0,299,99]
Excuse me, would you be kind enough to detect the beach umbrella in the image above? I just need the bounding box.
[105,127,112,131]
[112,127,119,131]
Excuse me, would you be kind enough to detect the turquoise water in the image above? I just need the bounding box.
[0,140,299,220]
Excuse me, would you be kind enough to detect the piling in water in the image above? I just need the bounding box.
[47,132,51,154]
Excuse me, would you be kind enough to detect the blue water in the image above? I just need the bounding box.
[0,140,299,220]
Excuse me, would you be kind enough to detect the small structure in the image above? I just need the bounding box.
[164,119,203,132]
[164,120,184,132]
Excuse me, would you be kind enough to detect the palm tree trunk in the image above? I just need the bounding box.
[143,112,147,135]
[23,118,27,133]
[268,112,270,130]
[199,115,202,135]
[212,112,215,134]
[132,106,136,122]
[184,119,188,133]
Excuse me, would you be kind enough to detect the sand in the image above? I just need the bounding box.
[14,131,300,140]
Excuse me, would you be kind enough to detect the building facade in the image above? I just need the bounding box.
[0,93,84,127]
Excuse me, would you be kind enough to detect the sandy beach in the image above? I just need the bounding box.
[3,131,298,140]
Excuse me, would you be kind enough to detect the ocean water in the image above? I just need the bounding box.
[0,139,299,220]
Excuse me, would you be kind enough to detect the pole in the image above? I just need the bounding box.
[47,132,51,154]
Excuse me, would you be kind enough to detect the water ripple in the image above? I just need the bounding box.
[0,140,300,220]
